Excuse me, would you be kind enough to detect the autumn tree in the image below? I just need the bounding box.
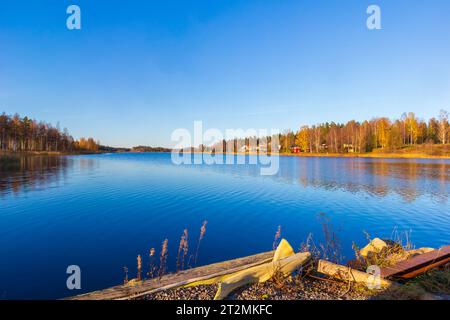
[295,126,310,152]
[438,109,449,144]
[0,112,100,153]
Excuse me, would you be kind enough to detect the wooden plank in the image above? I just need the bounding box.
[215,252,311,300]
[381,245,450,279]
[67,251,274,300]
[317,260,394,289]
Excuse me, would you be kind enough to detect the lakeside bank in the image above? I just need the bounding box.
[186,150,450,160]
[3,146,450,161]
[68,239,450,301]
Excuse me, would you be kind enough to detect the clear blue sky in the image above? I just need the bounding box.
[1,0,449,147]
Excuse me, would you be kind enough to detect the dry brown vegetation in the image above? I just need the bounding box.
[350,229,414,270]
[121,217,448,300]
[375,264,450,300]
[123,220,208,284]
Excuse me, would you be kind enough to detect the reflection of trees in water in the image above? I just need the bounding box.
[189,156,449,202]
[290,158,450,202]
[6,155,446,202]
[353,160,448,202]
[0,156,94,196]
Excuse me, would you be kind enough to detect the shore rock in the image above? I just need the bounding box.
[360,238,388,257]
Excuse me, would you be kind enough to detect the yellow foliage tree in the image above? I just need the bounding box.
[295,126,309,152]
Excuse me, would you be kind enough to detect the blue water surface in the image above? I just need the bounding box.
[0,153,449,299]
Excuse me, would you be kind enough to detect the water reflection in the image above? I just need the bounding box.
[197,155,450,202]
[0,153,449,299]
[0,156,97,196]
[1,154,449,203]
[280,157,450,202]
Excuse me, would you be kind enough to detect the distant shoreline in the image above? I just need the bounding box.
[2,149,449,160]
[0,150,103,157]
[182,150,450,160]
[277,152,450,160]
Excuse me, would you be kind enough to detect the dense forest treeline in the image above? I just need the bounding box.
[0,112,100,153]
[280,110,449,154]
[203,110,449,155]
[2,110,449,156]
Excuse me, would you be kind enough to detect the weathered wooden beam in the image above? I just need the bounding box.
[380,245,450,279]
[67,251,274,300]
[317,260,394,289]
[214,252,311,300]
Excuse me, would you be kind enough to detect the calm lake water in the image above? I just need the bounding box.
[1,153,449,299]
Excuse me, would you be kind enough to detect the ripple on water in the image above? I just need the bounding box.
[0,153,449,299]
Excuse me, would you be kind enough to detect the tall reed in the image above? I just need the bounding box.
[318,212,342,263]
[176,229,189,272]
[158,239,169,278]
[137,255,142,281]
[194,221,207,265]
[182,231,189,270]
[123,266,129,284]
[272,225,282,250]
[147,247,156,278]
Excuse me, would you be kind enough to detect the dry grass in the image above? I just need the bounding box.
[350,229,414,270]
[298,213,343,267]
[375,265,450,300]
[123,220,208,285]
[347,229,450,299]
[121,219,448,300]
[158,239,169,278]
[299,214,343,264]
[147,248,156,278]
[371,144,450,157]
[299,233,321,264]
[298,224,450,300]
[176,229,189,272]
[272,225,282,250]
[137,255,142,281]
[194,220,207,265]
[414,264,450,295]
[318,213,343,264]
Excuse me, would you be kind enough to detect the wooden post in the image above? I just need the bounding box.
[317,260,394,289]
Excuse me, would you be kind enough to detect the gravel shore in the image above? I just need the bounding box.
[144,275,369,300]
